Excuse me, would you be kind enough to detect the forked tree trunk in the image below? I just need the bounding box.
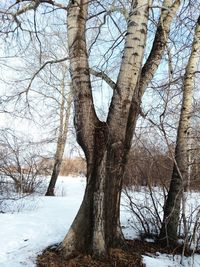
[58,0,181,257]
[91,0,181,153]
[159,16,200,246]
[59,0,150,257]
[45,76,72,196]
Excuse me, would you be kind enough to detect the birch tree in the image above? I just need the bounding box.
[1,0,181,258]
[45,70,72,196]
[159,15,200,247]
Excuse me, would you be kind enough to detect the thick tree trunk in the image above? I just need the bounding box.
[159,16,200,246]
[60,127,132,256]
[60,122,125,255]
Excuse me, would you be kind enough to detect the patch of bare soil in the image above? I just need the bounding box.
[37,241,144,267]
[36,239,194,267]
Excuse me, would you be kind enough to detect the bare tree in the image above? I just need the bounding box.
[60,0,180,257]
[45,69,72,196]
[0,129,47,194]
[159,15,200,246]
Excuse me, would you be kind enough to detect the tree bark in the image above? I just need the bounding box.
[159,16,200,246]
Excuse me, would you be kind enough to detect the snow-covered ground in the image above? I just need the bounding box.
[0,176,200,267]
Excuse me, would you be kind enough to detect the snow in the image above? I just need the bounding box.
[0,176,200,267]
[0,176,85,267]
[143,253,200,267]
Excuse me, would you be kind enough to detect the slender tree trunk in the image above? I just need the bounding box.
[60,0,150,257]
[125,0,181,150]
[45,75,72,196]
[159,16,200,246]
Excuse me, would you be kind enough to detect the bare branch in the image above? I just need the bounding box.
[27,56,69,91]
[90,68,116,90]
[139,0,181,95]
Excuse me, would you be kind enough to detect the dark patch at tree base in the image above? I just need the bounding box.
[37,241,145,267]
[37,250,144,267]
[36,239,199,267]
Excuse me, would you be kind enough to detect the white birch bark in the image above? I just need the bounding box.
[108,0,151,140]
[67,0,99,167]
